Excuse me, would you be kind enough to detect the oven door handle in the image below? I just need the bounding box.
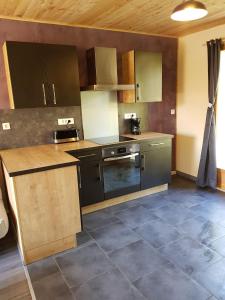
[103,153,139,162]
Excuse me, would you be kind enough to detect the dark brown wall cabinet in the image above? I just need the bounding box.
[3,41,81,109]
[140,139,171,190]
[119,50,162,103]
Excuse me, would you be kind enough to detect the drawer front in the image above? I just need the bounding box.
[140,139,171,152]
[67,148,102,161]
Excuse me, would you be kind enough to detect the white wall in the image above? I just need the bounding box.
[81,91,119,139]
[177,24,225,177]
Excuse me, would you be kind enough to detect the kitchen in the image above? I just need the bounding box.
[0,1,225,300]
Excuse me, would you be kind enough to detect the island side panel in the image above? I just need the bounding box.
[3,164,81,264]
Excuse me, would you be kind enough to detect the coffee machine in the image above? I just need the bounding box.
[130,116,141,135]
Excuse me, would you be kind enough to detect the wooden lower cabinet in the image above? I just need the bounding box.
[3,164,81,264]
[217,168,225,190]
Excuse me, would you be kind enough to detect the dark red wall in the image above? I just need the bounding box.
[0,19,177,168]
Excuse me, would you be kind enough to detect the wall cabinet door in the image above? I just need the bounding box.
[78,160,104,207]
[42,44,81,106]
[3,41,81,109]
[4,42,47,108]
[141,140,171,190]
[120,50,162,103]
[135,50,162,102]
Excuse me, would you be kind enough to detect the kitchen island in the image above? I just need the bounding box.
[0,140,100,264]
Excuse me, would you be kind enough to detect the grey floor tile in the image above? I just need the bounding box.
[190,203,225,224]
[169,193,208,208]
[116,205,159,228]
[89,221,141,253]
[32,272,73,300]
[72,268,145,300]
[198,191,225,202]
[134,217,182,248]
[109,240,171,282]
[134,263,211,300]
[159,237,221,275]
[193,259,225,300]
[134,193,170,210]
[105,201,138,214]
[83,210,119,231]
[140,194,169,209]
[208,235,225,257]
[154,204,196,226]
[76,230,93,246]
[55,243,113,289]
[27,257,59,282]
[178,216,225,245]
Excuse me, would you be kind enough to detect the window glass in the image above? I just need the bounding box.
[216,50,225,169]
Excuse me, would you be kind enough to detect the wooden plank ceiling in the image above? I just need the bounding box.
[0,0,224,37]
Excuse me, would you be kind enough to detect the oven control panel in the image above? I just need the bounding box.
[102,143,140,158]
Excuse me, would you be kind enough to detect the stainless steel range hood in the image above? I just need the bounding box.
[81,47,135,91]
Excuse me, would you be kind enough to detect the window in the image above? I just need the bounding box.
[216,50,225,170]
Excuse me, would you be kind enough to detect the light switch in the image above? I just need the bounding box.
[2,123,11,130]
[170,109,176,115]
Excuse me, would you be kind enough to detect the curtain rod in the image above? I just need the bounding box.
[202,38,225,46]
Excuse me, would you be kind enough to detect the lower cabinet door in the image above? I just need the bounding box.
[78,160,104,207]
[141,147,171,190]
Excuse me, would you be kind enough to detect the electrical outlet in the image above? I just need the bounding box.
[2,123,11,130]
[170,109,176,115]
[58,118,75,125]
[124,113,137,119]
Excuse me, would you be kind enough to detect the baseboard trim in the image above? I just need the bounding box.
[171,171,176,175]
[176,171,197,182]
[82,184,168,214]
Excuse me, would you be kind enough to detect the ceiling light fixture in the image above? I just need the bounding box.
[171,0,208,21]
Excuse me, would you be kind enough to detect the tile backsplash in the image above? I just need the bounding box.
[0,106,83,149]
[0,103,150,150]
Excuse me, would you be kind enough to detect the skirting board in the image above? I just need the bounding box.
[176,170,225,193]
[82,184,168,214]
[176,171,196,182]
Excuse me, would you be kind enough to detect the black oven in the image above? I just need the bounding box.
[102,143,141,199]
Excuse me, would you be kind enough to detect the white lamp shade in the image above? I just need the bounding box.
[171,0,208,21]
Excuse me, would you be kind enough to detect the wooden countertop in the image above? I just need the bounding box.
[0,132,173,177]
[0,140,100,177]
[122,131,174,141]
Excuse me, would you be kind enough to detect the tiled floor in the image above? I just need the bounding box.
[25,177,225,299]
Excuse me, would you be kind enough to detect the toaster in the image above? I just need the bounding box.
[53,129,79,144]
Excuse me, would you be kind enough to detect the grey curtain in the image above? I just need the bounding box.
[197,39,222,188]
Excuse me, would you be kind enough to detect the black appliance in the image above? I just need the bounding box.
[130,117,141,135]
[53,129,79,144]
[102,143,141,199]
[89,135,135,145]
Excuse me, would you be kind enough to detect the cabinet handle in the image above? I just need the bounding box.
[136,83,141,101]
[77,165,82,189]
[42,83,47,106]
[52,83,57,105]
[98,163,102,182]
[77,154,97,159]
[141,154,145,171]
[150,142,165,146]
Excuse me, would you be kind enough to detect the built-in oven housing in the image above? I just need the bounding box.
[102,143,141,199]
